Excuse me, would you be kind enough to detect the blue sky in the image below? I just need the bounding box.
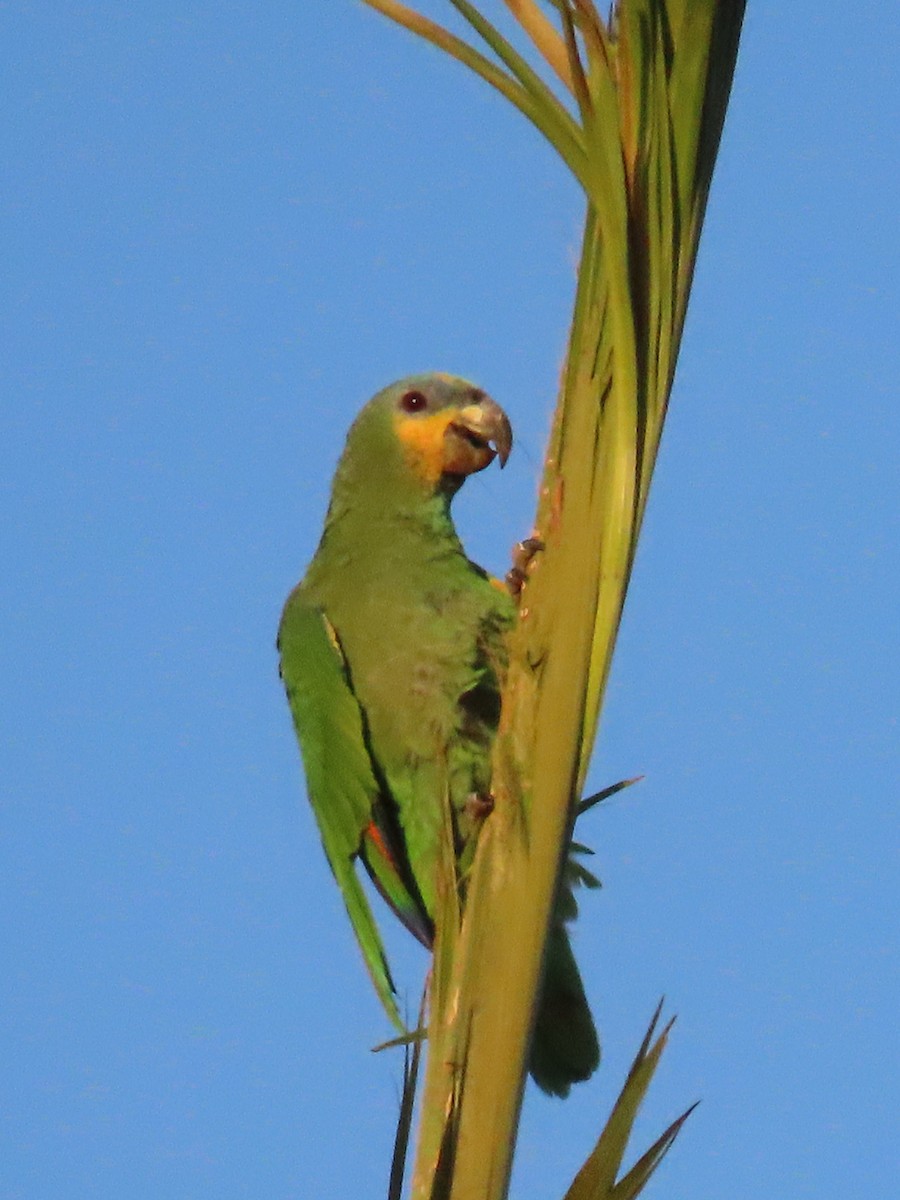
[3,3,897,1198]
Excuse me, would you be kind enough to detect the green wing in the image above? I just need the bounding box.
[278,593,403,1031]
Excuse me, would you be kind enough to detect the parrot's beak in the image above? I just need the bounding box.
[448,397,513,472]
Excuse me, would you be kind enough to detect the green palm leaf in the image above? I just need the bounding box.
[564,1004,696,1200]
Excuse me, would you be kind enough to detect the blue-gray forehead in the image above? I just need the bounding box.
[378,373,486,409]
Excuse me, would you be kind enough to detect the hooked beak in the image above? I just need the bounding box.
[450,396,513,469]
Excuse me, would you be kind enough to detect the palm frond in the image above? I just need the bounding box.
[358,4,745,1197]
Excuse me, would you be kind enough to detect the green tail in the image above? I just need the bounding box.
[529,921,599,1097]
[528,844,601,1097]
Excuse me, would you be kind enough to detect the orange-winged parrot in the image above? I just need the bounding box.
[278,373,599,1096]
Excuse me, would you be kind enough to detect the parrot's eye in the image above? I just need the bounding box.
[400,390,428,413]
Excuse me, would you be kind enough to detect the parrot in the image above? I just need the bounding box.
[277,372,599,1096]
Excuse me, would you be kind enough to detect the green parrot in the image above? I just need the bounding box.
[278,373,599,1096]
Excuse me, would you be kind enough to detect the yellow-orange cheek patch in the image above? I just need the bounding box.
[394,410,457,485]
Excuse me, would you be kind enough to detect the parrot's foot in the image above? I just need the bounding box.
[465,791,495,821]
[506,536,545,597]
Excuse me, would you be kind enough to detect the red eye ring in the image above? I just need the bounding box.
[400,390,428,413]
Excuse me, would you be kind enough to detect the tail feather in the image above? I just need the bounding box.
[528,848,601,1097]
[529,919,600,1097]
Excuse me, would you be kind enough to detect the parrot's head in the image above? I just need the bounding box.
[337,373,513,502]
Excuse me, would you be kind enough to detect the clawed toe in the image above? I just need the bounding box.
[465,792,495,820]
[506,536,545,597]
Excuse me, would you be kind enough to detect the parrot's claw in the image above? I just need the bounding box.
[465,791,495,821]
[506,536,545,598]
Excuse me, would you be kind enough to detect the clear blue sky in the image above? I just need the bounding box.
[3,4,897,1198]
